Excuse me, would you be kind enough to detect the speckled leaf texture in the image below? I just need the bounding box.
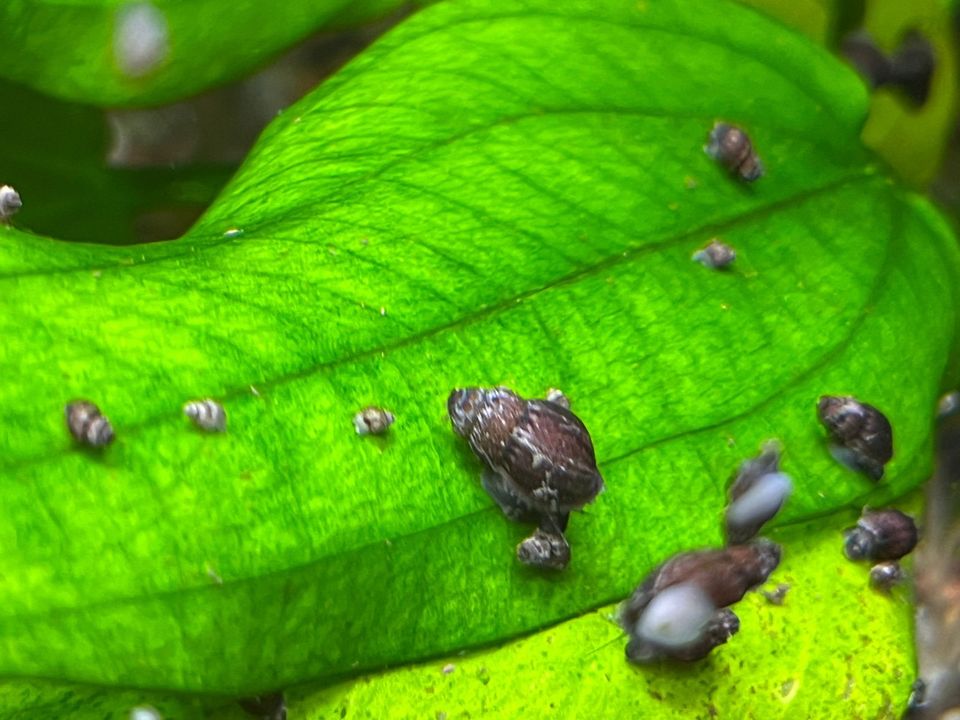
[0,0,958,707]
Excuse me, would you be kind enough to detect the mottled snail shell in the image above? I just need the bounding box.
[705,122,764,182]
[516,527,571,570]
[725,441,792,544]
[869,561,905,592]
[353,406,395,436]
[184,399,227,432]
[238,692,287,720]
[844,508,918,561]
[692,239,736,270]
[817,395,893,480]
[0,185,22,219]
[65,400,115,448]
[621,539,782,634]
[448,387,604,514]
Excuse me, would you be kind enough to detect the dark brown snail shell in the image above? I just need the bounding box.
[621,540,781,662]
[844,508,918,561]
[448,387,604,515]
[239,692,286,720]
[869,561,905,592]
[705,122,764,182]
[65,400,114,448]
[516,527,571,570]
[817,395,893,480]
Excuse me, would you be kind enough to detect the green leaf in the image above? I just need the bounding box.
[0,0,414,107]
[205,512,917,719]
[0,0,957,697]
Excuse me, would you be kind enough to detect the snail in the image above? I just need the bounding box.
[0,185,21,220]
[869,561,905,592]
[353,406,395,436]
[183,399,227,432]
[817,395,893,480]
[705,122,764,182]
[448,386,604,570]
[692,239,736,269]
[621,540,781,662]
[65,400,115,448]
[239,693,287,720]
[844,508,918,562]
[725,441,792,544]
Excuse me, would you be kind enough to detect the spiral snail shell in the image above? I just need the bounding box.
[817,395,893,480]
[705,122,764,182]
[621,540,781,663]
[447,386,604,514]
[449,386,603,570]
[183,399,227,432]
[844,508,918,562]
[65,400,115,448]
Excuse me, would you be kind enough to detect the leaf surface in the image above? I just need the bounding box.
[0,0,957,695]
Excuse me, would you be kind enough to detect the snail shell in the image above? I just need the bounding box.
[65,400,115,448]
[516,527,571,570]
[448,387,604,514]
[626,583,740,664]
[692,239,736,269]
[238,693,286,720]
[183,398,226,432]
[725,442,792,544]
[817,395,893,480]
[622,540,781,634]
[353,406,395,436]
[0,185,22,219]
[844,508,918,561]
[705,122,764,182]
[869,561,905,592]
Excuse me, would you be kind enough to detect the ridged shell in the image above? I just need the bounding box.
[65,400,115,448]
[817,395,893,480]
[448,387,604,513]
[705,122,764,182]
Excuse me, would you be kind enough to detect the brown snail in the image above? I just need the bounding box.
[621,540,781,662]
[724,441,792,544]
[817,395,893,480]
[448,386,604,570]
[705,122,764,182]
[65,400,114,448]
[844,508,917,562]
[238,692,286,720]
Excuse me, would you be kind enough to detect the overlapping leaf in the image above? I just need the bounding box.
[0,0,957,698]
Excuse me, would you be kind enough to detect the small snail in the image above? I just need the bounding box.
[239,693,286,720]
[621,540,781,662]
[129,709,162,720]
[516,527,571,570]
[844,508,918,561]
[817,395,893,480]
[692,239,736,269]
[725,441,792,544]
[869,561,905,592]
[448,386,604,570]
[183,399,226,432]
[0,185,21,220]
[353,406,395,436]
[65,400,115,448]
[705,122,764,182]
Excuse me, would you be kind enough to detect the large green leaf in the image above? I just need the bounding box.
[1,0,957,698]
[215,513,917,719]
[0,0,415,107]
